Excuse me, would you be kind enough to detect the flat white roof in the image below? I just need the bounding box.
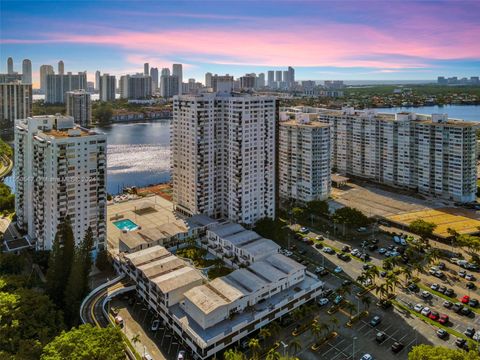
[248,262,286,283]
[226,268,269,292]
[138,255,185,279]
[124,245,170,267]
[209,223,244,238]
[152,266,203,294]
[224,230,261,246]
[264,253,306,274]
[240,238,280,259]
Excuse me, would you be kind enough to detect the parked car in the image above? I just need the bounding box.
[315,235,324,241]
[317,298,329,306]
[368,244,378,251]
[151,319,160,331]
[323,247,335,254]
[460,307,472,316]
[436,329,448,339]
[391,342,404,353]
[421,291,431,299]
[473,331,480,341]
[438,262,446,270]
[300,227,309,233]
[443,301,453,309]
[378,248,387,254]
[455,338,467,348]
[430,283,440,291]
[428,311,439,321]
[444,288,455,297]
[461,295,470,304]
[438,286,447,293]
[334,295,344,305]
[438,314,449,325]
[177,350,186,360]
[334,266,343,273]
[337,252,350,261]
[452,303,464,313]
[370,315,382,326]
[376,332,387,343]
[360,354,373,360]
[342,279,352,286]
[466,274,476,281]
[458,270,467,277]
[421,307,431,316]
[464,327,475,338]
[413,303,424,312]
[469,299,479,308]
[342,245,351,252]
[466,282,476,289]
[407,283,419,292]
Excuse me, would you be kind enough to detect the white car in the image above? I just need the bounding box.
[465,274,475,281]
[318,298,329,306]
[151,319,160,331]
[421,291,431,299]
[400,238,407,246]
[177,350,186,360]
[421,307,431,316]
[413,303,423,312]
[473,331,480,341]
[360,354,373,360]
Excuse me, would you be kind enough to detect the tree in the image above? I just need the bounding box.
[409,219,437,245]
[266,349,281,360]
[41,324,125,360]
[361,296,372,311]
[306,200,329,218]
[0,252,25,274]
[289,338,302,355]
[223,349,246,360]
[248,338,261,360]
[0,286,64,359]
[46,218,75,307]
[291,207,305,221]
[64,227,94,326]
[131,334,140,347]
[259,327,271,345]
[333,206,369,228]
[95,249,110,271]
[408,344,480,360]
[93,102,113,124]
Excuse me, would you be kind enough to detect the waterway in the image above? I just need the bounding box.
[3,105,480,194]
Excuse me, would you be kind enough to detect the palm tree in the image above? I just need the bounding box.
[224,349,246,360]
[248,338,261,360]
[361,296,372,312]
[266,349,281,360]
[289,338,302,355]
[259,327,271,344]
[310,322,323,341]
[399,266,412,285]
[268,321,282,339]
[329,316,339,333]
[131,334,140,348]
[386,272,401,294]
[375,283,389,301]
[344,301,356,319]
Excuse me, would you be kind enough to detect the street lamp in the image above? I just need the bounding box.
[280,341,288,356]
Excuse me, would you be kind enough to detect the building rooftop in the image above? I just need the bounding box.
[223,229,261,246]
[248,261,286,283]
[138,255,185,279]
[226,268,268,293]
[152,266,203,294]
[124,246,171,267]
[240,238,281,259]
[280,119,330,128]
[209,223,244,238]
[264,253,306,275]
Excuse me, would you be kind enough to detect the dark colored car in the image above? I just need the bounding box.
[452,303,463,313]
[370,315,381,326]
[342,279,352,287]
[466,282,476,289]
[469,299,479,308]
[464,327,475,338]
[438,286,447,293]
[436,329,448,339]
[315,243,323,249]
[391,342,404,353]
[368,244,378,251]
[376,332,386,343]
[342,245,351,252]
[438,262,446,270]
[408,283,419,292]
[455,338,467,348]
[460,307,472,316]
[443,301,453,308]
[444,288,455,297]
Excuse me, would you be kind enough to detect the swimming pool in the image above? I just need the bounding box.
[113,219,139,231]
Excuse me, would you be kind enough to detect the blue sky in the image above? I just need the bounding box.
[1,0,480,86]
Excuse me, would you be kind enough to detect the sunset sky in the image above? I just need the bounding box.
[1,0,480,85]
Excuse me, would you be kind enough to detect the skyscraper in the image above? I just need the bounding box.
[99,74,116,102]
[240,74,256,89]
[205,72,213,88]
[287,66,295,86]
[127,74,152,99]
[160,68,179,98]
[279,112,331,203]
[211,74,234,93]
[257,73,265,89]
[267,71,275,88]
[39,65,54,93]
[150,67,159,92]
[172,93,277,224]
[45,72,87,104]
[14,115,107,251]
[275,70,282,83]
[58,60,64,75]
[144,62,149,76]
[66,90,92,126]
[22,59,32,84]
[95,70,101,91]
[172,64,183,95]
[0,82,32,128]
[7,57,13,74]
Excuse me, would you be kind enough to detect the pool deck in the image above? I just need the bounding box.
[107,195,183,252]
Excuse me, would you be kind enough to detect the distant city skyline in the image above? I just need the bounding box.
[1,0,479,86]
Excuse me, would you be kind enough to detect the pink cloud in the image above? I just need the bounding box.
[3,21,479,70]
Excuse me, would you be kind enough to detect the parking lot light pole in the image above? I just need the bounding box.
[352,336,357,359]
[280,341,288,356]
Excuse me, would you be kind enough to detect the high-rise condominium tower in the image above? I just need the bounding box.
[39,65,54,93]
[14,115,107,250]
[279,112,331,203]
[172,93,277,224]
[275,70,282,83]
[205,72,212,87]
[150,67,159,92]
[66,90,92,126]
[45,72,87,104]
[95,70,101,91]
[22,59,32,84]
[7,57,14,74]
[267,71,275,88]
[58,60,64,75]
[144,62,149,76]
[99,74,116,101]
[172,64,183,95]
[0,82,32,127]
[315,107,478,202]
